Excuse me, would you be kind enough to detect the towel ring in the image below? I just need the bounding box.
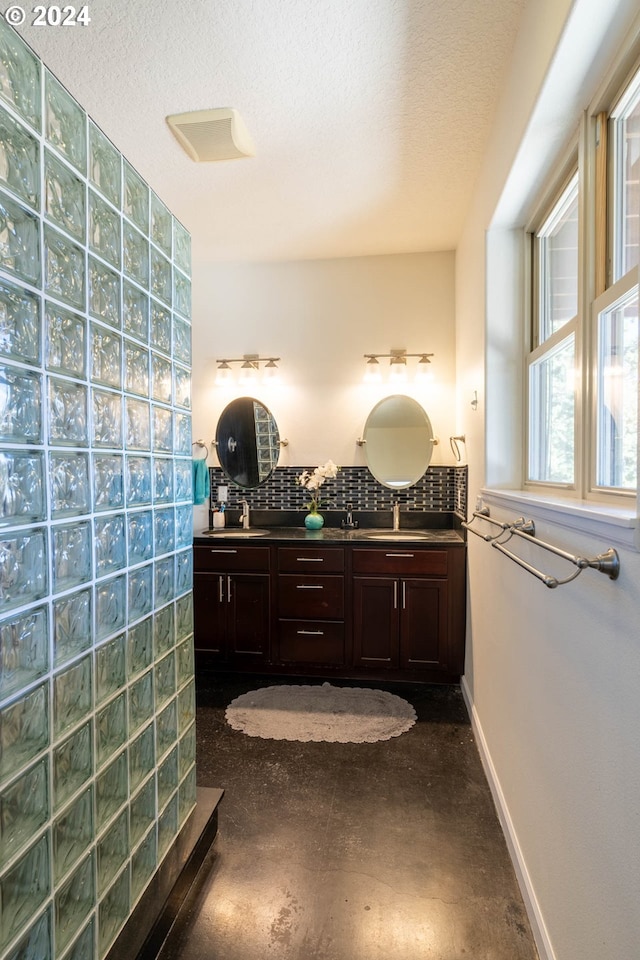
[192,440,209,460]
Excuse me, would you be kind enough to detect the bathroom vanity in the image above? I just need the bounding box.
[193,523,466,683]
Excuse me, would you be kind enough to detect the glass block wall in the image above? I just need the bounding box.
[0,20,196,960]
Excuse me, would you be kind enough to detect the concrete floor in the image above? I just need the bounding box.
[158,674,539,960]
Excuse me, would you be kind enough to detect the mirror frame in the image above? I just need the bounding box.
[215,396,281,488]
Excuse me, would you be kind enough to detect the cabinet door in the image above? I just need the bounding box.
[227,573,270,659]
[193,572,227,658]
[400,577,448,669]
[352,577,399,668]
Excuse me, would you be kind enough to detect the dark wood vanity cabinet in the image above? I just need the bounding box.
[276,547,346,666]
[193,545,270,663]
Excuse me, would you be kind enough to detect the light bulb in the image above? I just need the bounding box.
[364,357,382,383]
[389,356,407,383]
[415,355,431,382]
[216,361,232,385]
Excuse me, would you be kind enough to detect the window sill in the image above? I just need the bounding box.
[480,487,637,550]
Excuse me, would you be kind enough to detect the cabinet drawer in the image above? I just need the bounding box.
[194,545,270,572]
[278,547,344,573]
[278,620,345,665]
[352,548,448,576]
[278,574,344,618]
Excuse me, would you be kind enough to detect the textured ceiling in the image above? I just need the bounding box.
[17,0,526,262]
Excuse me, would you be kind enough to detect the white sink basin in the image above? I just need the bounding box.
[364,531,431,541]
[200,529,270,538]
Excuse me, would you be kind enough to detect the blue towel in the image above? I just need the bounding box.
[192,458,210,505]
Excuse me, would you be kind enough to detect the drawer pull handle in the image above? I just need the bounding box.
[295,584,323,590]
[385,552,415,558]
[210,548,238,554]
[296,557,324,562]
[296,629,324,636]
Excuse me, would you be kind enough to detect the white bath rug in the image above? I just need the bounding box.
[225,682,416,743]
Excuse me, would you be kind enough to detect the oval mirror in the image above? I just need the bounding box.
[362,395,434,488]
[215,397,281,488]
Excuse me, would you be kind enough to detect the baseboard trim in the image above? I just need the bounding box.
[460,676,555,960]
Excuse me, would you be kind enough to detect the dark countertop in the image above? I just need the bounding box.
[193,524,465,546]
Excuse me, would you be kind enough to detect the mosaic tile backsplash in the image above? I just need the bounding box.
[0,20,195,960]
[209,464,468,518]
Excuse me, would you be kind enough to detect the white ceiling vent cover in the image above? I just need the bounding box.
[166,108,255,162]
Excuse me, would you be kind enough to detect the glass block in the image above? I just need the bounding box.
[96,693,126,768]
[154,508,174,557]
[95,634,125,708]
[176,637,194,687]
[127,509,152,565]
[88,189,120,268]
[5,908,52,960]
[125,456,152,506]
[153,603,174,658]
[96,750,127,829]
[97,809,128,896]
[150,248,171,305]
[131,825,156,903]
[53,721,92,811]
[175,504,193,550]
[123,160,149,233]
[0,450,45,526]
[175,549,193,597]
[0,758,48,870]
[125,398,150,450]
[0,605,48,701]
[179,722,196,779]
[176,592,193,643]
[157,745,178,809]
[155,560,176,623]
[48,377,88,446]
[90,324,121,388]
[123,223,149,288]
[44,225,84,310]
[53,655,91,740]
[151,353,172,404]
[52,786,92,883]
[128,670,154,735]
[0,366,40,445]
[46,303,86,378]
[129,725,154,795]
[0,528,48,613]
[0,835,50,952]
[155,651,176,709]
[129,774,155,845]
[127,616,153,677]
[128,566,152,623]
[173,364,191,409]
[177,679,195,735]
[44,149,85,242]
[54,852,94,955]
[94,514,126,578]
[150,300,171,354]
[123,281,148,342]
[124,340,149,396]
[97,860,129,956]
[51,521,91,593]
[0,18,41,130]
[173,270,191,320]
[173,219,191,277]
[150,193,171,256]
[89,121,120,208]
[53,588,92,666]
[173,316,191,365]
[153,406,173,453]
[174,459,192,504]
[0,682,48,785]
[153,457,173,503]
[0,106,39,209]
[89,256,120,327]
[156,700,177,759]
[157,793,178,860]
[92,454,124,512]
[179,764,197,825]
[0,191,39,285]
[45,71,86,174]
[92,388,123,448]
[95,574,126,641]
[0,277,40,364]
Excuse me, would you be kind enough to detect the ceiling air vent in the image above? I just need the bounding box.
[166,108,255,162]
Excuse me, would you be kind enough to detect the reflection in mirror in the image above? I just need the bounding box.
[215,397,280,488]
[363,395,434,488]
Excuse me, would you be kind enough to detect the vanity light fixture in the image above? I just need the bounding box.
[363,349,434,383]
[215,354,281,385]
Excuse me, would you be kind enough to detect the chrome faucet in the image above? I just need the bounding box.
[240,499,250,529]
[392,501,401,531]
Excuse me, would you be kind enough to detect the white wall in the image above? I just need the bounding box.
[456,1,640,959]
[191,251,456,525]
